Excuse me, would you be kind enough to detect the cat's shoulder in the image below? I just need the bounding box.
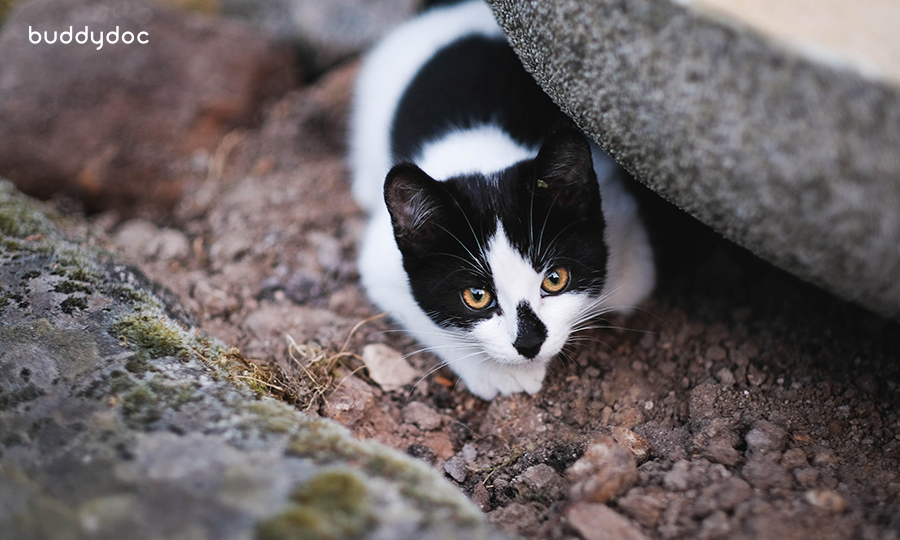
[349,0,502,211]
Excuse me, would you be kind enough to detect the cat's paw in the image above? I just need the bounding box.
[456,362,547,400]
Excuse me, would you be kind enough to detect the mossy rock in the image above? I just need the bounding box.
[0,181,515,540]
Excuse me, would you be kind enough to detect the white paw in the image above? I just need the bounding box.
[454,361,547,400]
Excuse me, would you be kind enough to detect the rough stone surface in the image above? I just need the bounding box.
[487,0,900,319]
[0,181,514,540]
[0,0,296,215]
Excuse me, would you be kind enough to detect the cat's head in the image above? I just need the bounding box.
[384,128,607,368]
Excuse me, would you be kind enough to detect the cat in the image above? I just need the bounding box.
[349,0,655,400]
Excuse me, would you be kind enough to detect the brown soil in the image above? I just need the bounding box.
[83,60,900,540]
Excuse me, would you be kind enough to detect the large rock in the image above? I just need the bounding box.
[486,0,900,319]
[0,180,513,540]
[0,0,296,215]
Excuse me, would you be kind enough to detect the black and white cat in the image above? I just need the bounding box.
[350,0,655,400]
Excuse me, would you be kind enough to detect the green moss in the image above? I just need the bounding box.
[119,377,200,429]
[121,386,162,427]
[0,180,56,239]
[59,296,88,314]
[53,280,93,294]
[107,371,135,395]
[124,352,153,375]
[112,312,188,360]
[147,379,198,410]
[0,384,44,411]
[50,253,102,285]
[283,421,484,530]
[244,401,296,434]
[9,495,83,540]
[255,471,375,540]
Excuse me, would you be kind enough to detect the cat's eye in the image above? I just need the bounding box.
[541,267,569,295]
[462,287,494,310]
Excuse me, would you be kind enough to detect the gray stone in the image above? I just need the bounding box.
[487,0,900,319]
[403,401,443,431]
[221,0,420,75]
[444,455,469,483]
[745,419,788,456]
[0,181,514,540]
[514,464,563,499]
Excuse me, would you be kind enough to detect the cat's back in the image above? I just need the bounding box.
[349,0,505,211]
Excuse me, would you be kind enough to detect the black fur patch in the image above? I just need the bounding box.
[391,35,569,163]
[385,34,608,330]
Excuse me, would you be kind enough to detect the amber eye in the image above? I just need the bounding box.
[541,267,569,295]
[462,287,494,310]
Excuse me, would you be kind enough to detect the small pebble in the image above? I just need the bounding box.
[566,502,650,540]
[443,455,468,483]
[698,510,731,540]
[813,448,840,467]
[715,367,736,386]
[515,464,560,492]
[617,490,667,528]
[568,435,637,503]
[461,442,478,463]
[402,401,443,431]
[781,448,809,470]
[741,456,793,491]
[610,426,652,465]
[805,489,849,514]
[662,460,691,492]
[745,420,787,456]
[362,343,420,392]
[471,482,491,511]
[706,345,727,362]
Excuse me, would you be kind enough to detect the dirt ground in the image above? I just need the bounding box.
[73,60,900,540]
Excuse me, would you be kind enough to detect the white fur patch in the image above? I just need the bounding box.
[417,125,535,180]
[471,226,594,367]
[592,144,656,311]
[349,0,501,211]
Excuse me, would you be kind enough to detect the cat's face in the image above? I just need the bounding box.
[384,129,608,368]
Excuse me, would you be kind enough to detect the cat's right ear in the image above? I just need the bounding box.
[384,164,447,250]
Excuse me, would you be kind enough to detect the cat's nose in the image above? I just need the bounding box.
[513,302,547,359]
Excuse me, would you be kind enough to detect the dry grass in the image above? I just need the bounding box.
[206,314,385,412]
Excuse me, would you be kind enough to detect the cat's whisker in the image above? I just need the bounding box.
[402,343,480,360]
[434,223,490,276]
[407,348,490,396]
[449,193,490,274]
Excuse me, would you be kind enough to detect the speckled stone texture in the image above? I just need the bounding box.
[0,180,513,540]
[486,0,900,319]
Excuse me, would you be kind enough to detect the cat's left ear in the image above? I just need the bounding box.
[384,163,449,251]
[532,128,600,214]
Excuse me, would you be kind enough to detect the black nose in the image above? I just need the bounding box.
[513,302,547,359]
